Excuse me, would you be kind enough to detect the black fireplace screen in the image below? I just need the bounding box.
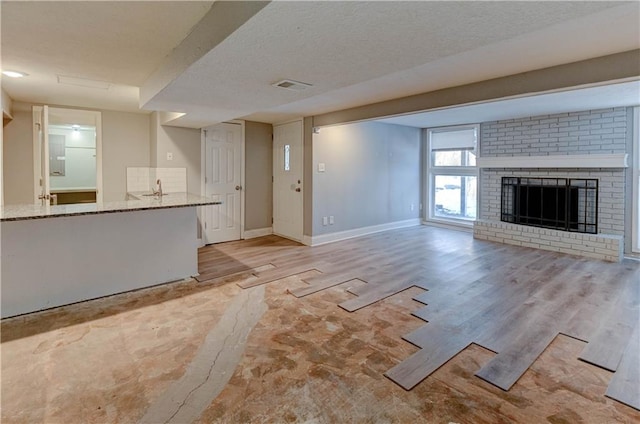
[501,177,598,234]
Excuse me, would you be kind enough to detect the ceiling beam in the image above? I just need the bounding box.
[140,1,270,108]
[313,49,640,127]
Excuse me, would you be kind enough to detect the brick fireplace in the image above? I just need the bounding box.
[473,107,629,262]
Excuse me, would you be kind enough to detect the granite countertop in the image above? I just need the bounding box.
[0,192,221,222]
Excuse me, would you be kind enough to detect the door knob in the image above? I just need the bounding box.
[295,188,301,192]
[235,185,242,191]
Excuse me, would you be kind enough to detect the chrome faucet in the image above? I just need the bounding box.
[153,179,163,197]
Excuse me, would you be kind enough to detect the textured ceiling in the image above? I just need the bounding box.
[1,1,214,112]
[142,1,640,127]
[1,1,639,126]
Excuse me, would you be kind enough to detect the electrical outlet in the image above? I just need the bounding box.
[329,216,334,225]
[322,216,328,226]
[166,152,173,161]
[410,203,414,211]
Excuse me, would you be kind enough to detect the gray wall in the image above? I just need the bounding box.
[312,121,421,235]
[3,110,34,204]
[244,121,273,231]
[102,110,151,201]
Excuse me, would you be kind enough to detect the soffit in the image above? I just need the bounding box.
[375,80,640,129]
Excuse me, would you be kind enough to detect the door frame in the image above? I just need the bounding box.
[200,120,246,246]
[32,106,103,203]
[272,118,304,242]
[632,106,639,253]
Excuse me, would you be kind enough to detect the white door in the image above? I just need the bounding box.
[203,122,243,244]
[273,120,303,241]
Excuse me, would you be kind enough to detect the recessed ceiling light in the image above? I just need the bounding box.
[2,70,28,78]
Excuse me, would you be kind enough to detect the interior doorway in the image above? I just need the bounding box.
[32,106,102,205]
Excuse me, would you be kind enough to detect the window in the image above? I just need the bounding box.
[284,144,290,171]
[427,125,479,224]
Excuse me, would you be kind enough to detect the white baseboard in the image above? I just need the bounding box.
[307,218,421,247]
[302,235,313,246]
[243,227,273,239]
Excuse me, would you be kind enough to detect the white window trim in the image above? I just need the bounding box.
[425,124,480,228]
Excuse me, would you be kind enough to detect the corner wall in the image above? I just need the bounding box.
[245,121,272,231]
[149,112,201,194]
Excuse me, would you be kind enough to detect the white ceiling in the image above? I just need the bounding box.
[1,1,214,112]
[2,1,639,127]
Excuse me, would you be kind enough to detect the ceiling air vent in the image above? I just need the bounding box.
[272,79,313,91]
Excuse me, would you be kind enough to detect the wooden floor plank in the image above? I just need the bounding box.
[237,262,330,289]
[560,262,629,342]
[606,324,640,411]
[290,268,369,297]
[339,276,428,312]
[476,329,558,391]
[385,324,470,390]
[345,260,429,297]
[579,269,640,371]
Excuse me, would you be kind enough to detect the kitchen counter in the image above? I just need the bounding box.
[1,193,219,318]
[0,192,220,221]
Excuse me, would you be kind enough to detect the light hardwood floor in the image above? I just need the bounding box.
[199,225,640,411]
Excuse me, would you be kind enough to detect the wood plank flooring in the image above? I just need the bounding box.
[197,226,640,411]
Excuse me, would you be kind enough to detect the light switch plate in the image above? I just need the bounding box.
[166,152,173,161]
[318,163,325,172]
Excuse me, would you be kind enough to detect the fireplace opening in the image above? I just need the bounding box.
[501,177,598,234]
